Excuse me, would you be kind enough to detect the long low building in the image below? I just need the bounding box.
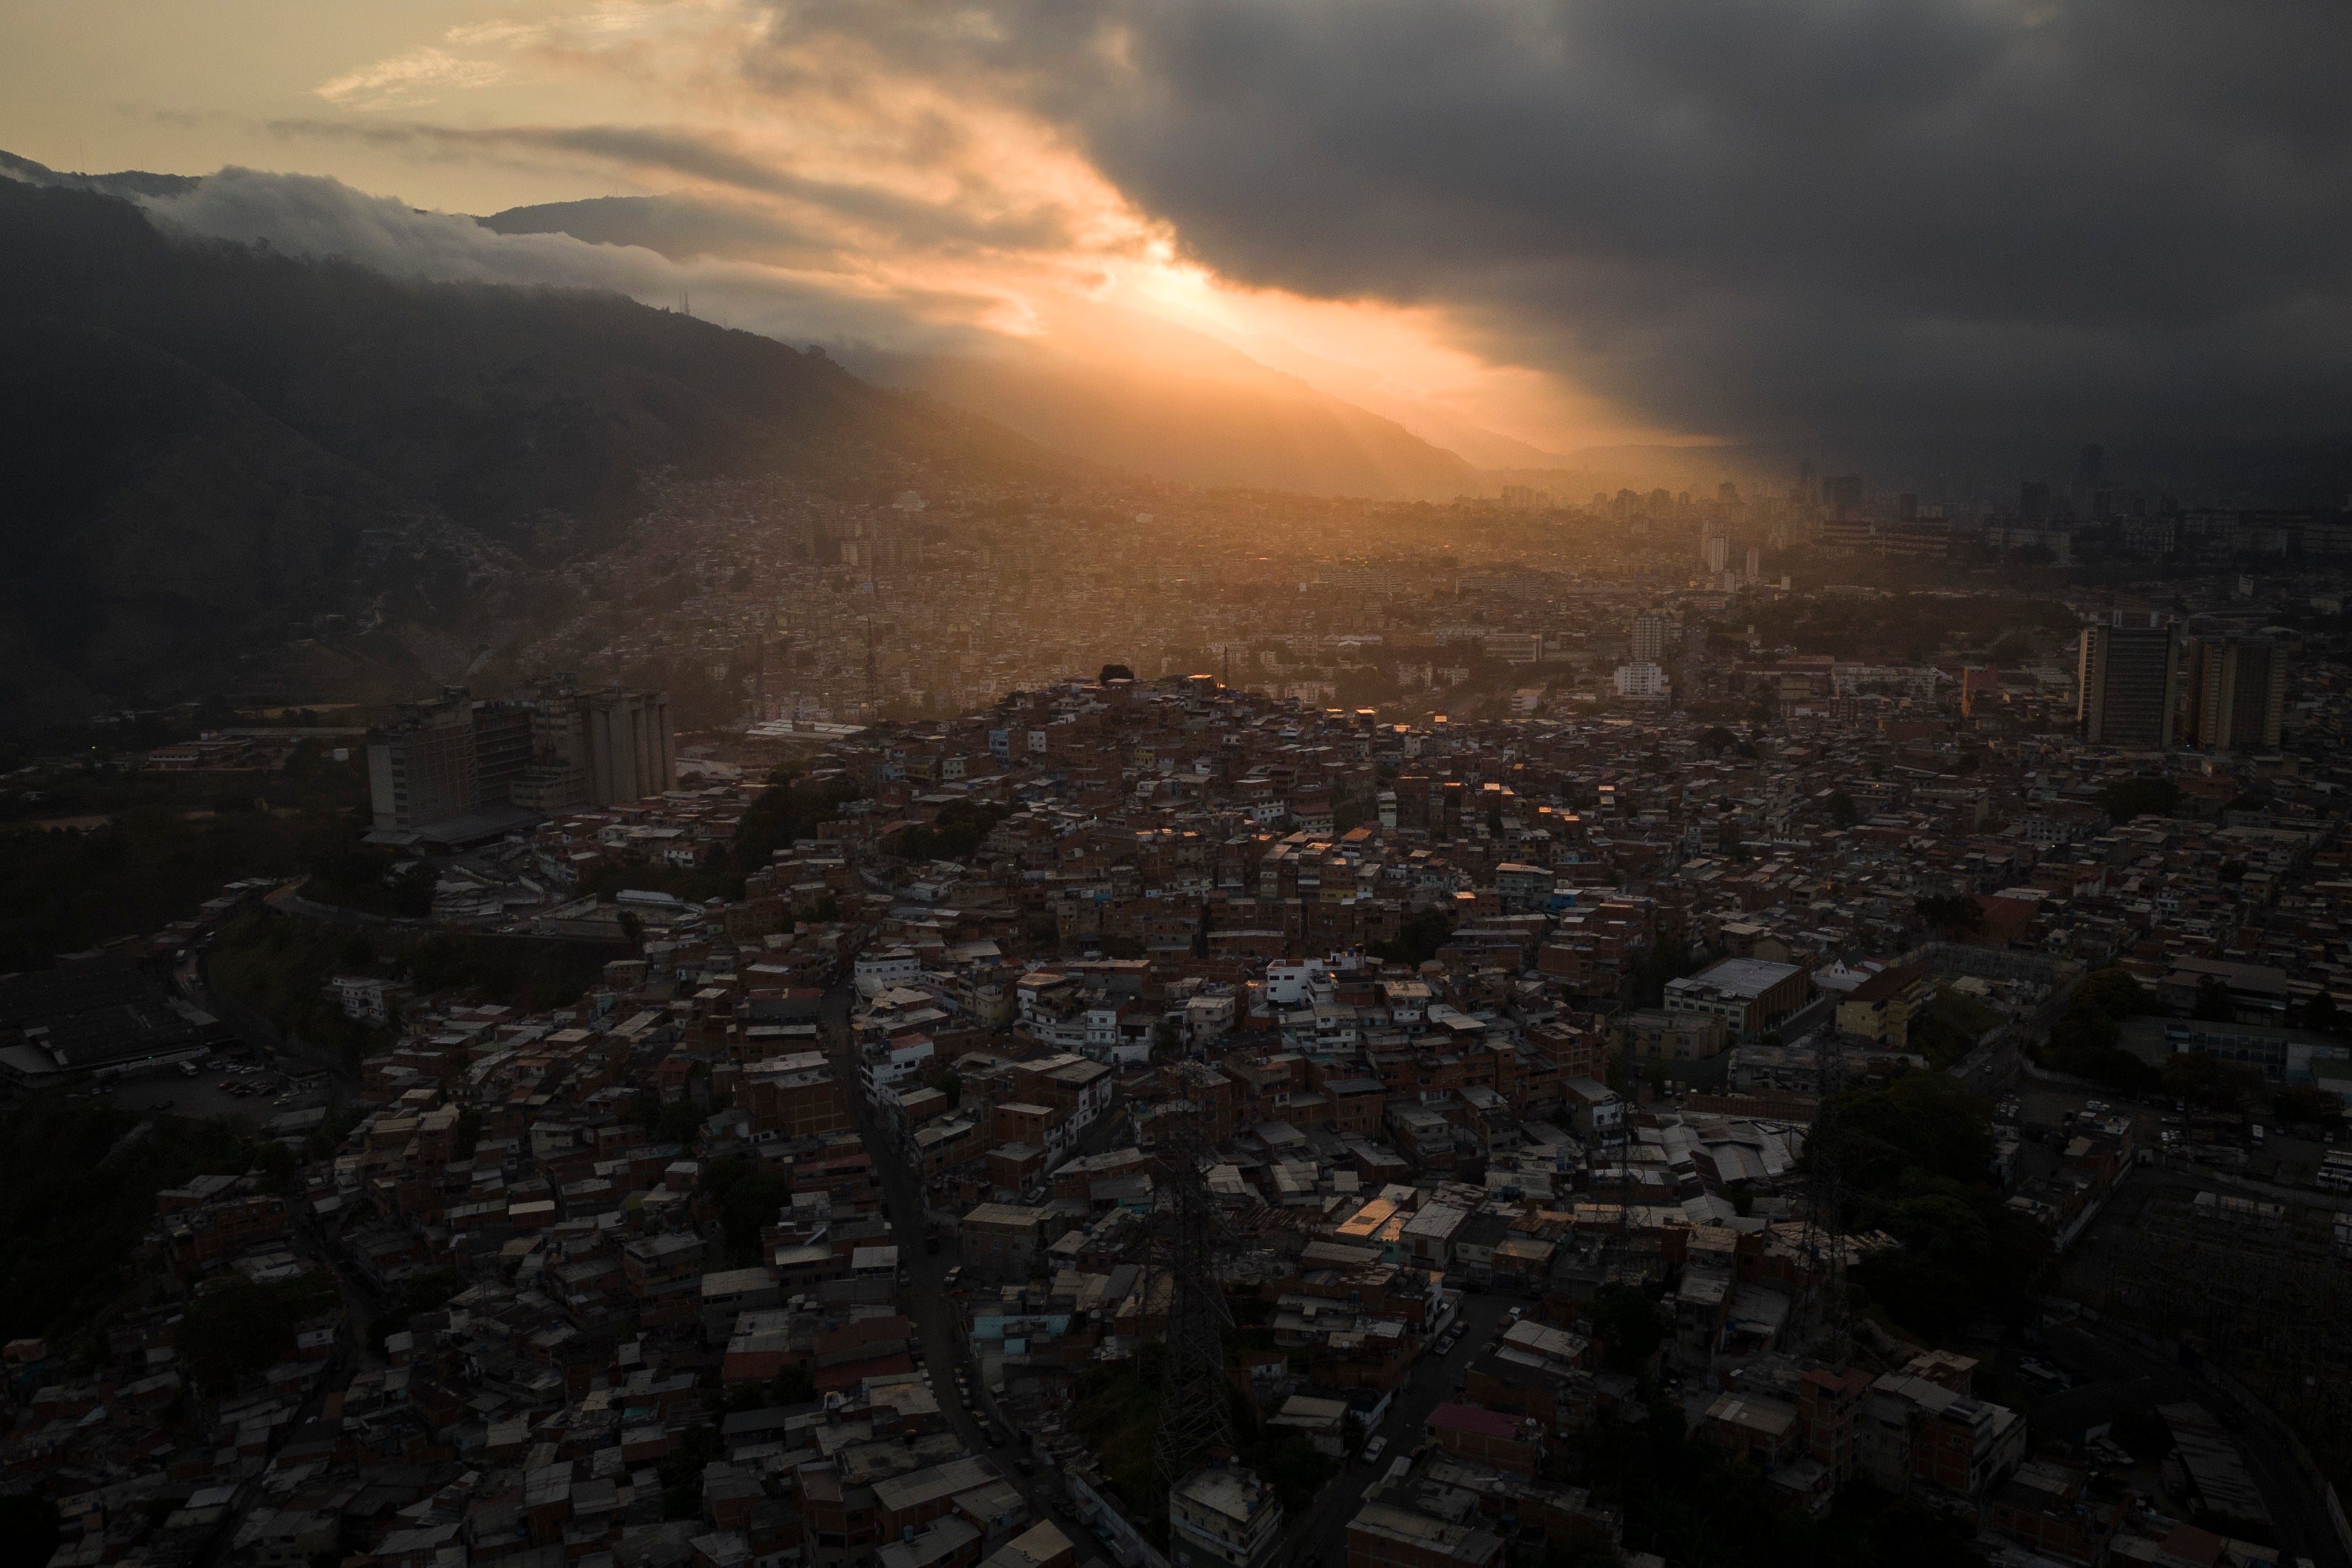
[1665,957,1811,1042]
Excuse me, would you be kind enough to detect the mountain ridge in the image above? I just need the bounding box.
[0,170,1070,719]
[484,192,1495,500]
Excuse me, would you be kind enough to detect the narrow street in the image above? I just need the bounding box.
[1290,1289,1519,1566]
[831,983,1063,1525]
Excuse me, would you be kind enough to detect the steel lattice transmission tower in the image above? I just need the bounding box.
[1149,1094,1240,1499]
[1801,1039,1853,1362]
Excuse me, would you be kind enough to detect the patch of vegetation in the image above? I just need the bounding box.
[1586,1281,1665,1372]
[1071,1338,1341,1540]
[2159,1050,2265,1112]
[733,768,866,874]
[207,908,614,1059]
[724,1363,816,1411]
[369,1266,465,1356]
[1813,1073,2052,1341]
[178,1269,341,1392]
[2096,776,2183,824]
[0,1494,62,1568]
[302,825,434,917]
[206,909,393,1060]
[0,1094,261,1344]
[2042,967,2158,1091]
[656,1424,723,1519]
[1738,592,2075,667]
[1573,1412,1983,1568]
[0,738,378,970]
[890,798,1014,863]
[1372,905,1457,967]
[1910,985,2003,1070]
[702,1155,788,1266]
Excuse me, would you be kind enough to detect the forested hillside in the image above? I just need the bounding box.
[0,175,1059,718]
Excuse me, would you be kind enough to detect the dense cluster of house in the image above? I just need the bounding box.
[7,643,2348,1568]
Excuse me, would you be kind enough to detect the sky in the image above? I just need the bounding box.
[7,0,2351,462]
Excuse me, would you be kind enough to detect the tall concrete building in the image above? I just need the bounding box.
[366,692,479,833]
[584,688,676,806]
[2182,635,2287,750]
[369,684,674,834]
[2078,614,2181,749]
[1631,611,1671,664]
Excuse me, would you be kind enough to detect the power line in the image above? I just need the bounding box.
[1149,1084,1240,1501]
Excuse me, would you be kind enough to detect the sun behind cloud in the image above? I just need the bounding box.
[272,0,1650,458]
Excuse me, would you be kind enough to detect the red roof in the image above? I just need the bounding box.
[814,1351,914,1393]
[1847,964,1929,1003]
[2158,1525,2225,1568]
[1428,1402,1522,1439]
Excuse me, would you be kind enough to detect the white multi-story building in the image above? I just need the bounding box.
[1613,662,1667,699]
[856,1033,935,1104]
[1168,1465,1283,1568]
[853,947,921,994]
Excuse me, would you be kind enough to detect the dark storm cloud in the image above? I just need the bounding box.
[761,0,2352,443]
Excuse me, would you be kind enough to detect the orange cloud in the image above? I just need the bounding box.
[292,0,1661,456]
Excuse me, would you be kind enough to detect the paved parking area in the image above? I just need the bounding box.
[108,1063,300,1124]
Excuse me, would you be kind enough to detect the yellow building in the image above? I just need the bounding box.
[1835,964,1934,1047]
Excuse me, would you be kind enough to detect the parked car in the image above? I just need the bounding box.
[1362,1436,1387,1464]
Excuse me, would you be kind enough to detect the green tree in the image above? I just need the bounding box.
[2043,968,2156,1089]
[370,1267,465,1356]
[179,1271,341,1392]
[1824,790,1859,828]
[702,1157,790,1265]
[2163,1052,2262,1111]
[1099,663,1136,684]
[2192,975,2234,1022]
[2306,990,2346,1037]
[2274,1086,2345,1133]
[1587,1282,1664,1372]
[655,1424,723,1519]
[2078,967,2156,1018]
[1914,894,1979,936]
[0,1094,261,1341]
[0,1494,62,1568]
[1986,631,2037,665]
[731,769,865,879]
[1812,1074,2051,1340]
[2097,776,2182,824]
[1373,906,1456,966]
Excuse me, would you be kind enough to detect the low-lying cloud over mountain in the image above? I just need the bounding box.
[145,165,985,359]
[74,162,1494,498]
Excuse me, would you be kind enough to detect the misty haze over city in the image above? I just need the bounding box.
[2,7,2351,1568]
